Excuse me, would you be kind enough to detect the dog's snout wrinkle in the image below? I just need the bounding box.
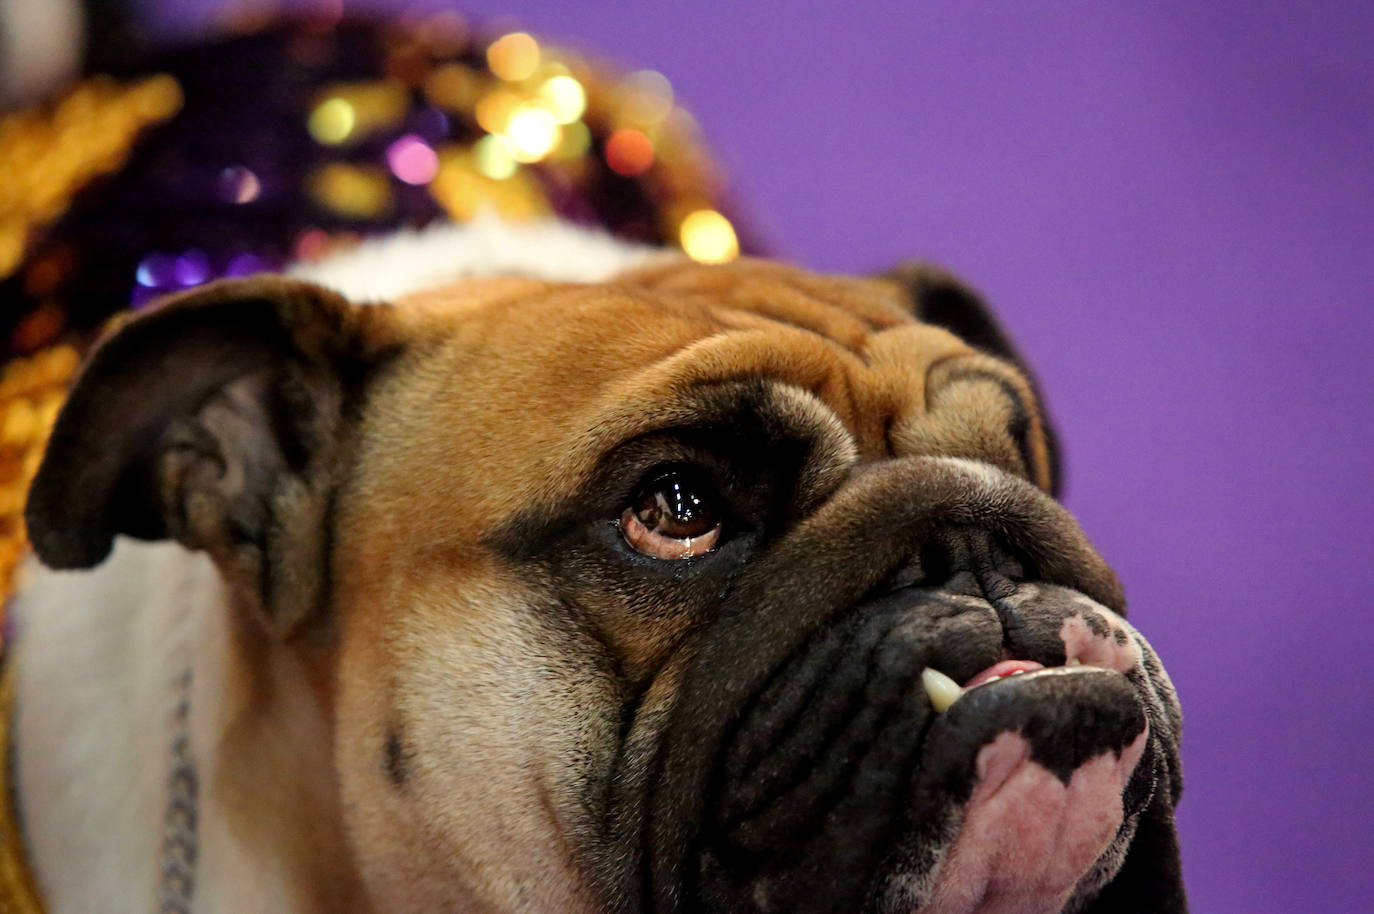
[649,457,1130,914]
[720,603,922,828]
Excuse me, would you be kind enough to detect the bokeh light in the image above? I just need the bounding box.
[307,97,355,145]
[387,134,440,185]
[0,17,745,343]
[605,128,654,176]
[293,227,332,261]
[306,163,392,218]
[539,75,587,124]
[307,82,409,146]
[425,63,480,111]
[135,253,175,288]
[504,105,561,162]
[474,134,518,179]
[218,165,261,204]
[224,252,268,277]
[430,151,550,221]
[486,32,540,82]
[475,89,521,134]
[172,250,210,286]
[619,70,674,125]
[679,209,739,263]
[553,120,591,160]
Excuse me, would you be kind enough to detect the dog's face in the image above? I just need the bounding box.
[26,259,1183,913]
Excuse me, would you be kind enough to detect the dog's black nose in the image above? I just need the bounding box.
[887,526,1046,655]
[890,527,1025,598]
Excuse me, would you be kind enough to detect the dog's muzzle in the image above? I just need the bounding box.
[646,458,1181,914]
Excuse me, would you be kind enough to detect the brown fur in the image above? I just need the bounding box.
[27,258,1060,912]
[323,260,1051,911]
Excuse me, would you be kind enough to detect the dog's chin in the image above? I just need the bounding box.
[650,582,1161,914]
[872,668,1149,914]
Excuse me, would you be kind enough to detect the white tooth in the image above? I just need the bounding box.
[922,668,964,713]
[1066,657,1082,667]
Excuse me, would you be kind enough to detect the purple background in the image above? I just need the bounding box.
[146,2,1374,911]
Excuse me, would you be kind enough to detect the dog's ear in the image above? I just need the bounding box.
[883,262,1063,495]
[26,276,397,637]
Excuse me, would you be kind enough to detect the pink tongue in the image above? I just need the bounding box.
[963,659,1045,689]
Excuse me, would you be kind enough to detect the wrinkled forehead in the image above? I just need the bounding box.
[356,261,1010,541]
[389,257,967,413]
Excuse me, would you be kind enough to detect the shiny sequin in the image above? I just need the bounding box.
[606,128,655,176]
[387,135,440,185]
[0,75,182,280]
[487,33,541,82]
[540,75,587,124]
[307,97,356,145]
[679,209,740,263]
[504,105,561,162]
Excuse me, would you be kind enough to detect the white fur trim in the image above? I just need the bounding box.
[287,215,674,302]
[12,541,217,913]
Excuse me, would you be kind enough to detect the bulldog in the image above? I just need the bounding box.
[9,220,1185,913]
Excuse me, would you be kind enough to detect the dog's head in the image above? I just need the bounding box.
[26,258,1183,913]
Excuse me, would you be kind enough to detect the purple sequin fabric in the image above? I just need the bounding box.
[1,16,754,356]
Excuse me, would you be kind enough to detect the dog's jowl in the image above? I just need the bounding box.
[10,223,1184,913]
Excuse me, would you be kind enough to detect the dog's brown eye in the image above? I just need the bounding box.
[620,471,721,559]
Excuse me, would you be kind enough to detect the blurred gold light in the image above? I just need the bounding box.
[425,63,481,111]
[0,227,24,278]
[487,32,540,82]
[1,398,37,448]
[475,90,521,134]
[539,75,586,124]
[308,97,356,145]
[679,209,738,263]
[552,120,591,160]
[504,104,561,162]
[474,134,518,179]
[308,82,408,146]
[0,74,183,278]
[349,82,409,128]
[430,150,550,221]
[132,74,183,120]
[306,163,393,218]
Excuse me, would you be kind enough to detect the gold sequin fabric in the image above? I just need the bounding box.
[0,75,183,281]
[0,666,44,914]
[1,15,751,359]
[0,348,76,625]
